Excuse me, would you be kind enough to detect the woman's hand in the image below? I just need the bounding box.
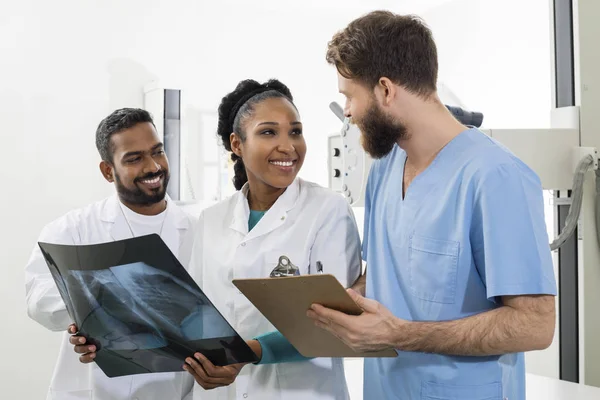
[184,340,262,390]
[184,353,246,390]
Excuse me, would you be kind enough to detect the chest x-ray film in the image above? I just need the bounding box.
[38,234,258,378]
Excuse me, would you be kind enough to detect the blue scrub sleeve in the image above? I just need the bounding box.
[470,162,557,301]
[254,331,312,364]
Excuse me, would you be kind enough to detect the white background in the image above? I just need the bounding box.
[0,0,554,398]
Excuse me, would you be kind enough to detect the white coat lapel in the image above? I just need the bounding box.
[229,190,251,236]
[244,178,300,242]
[162,197,191,259]
[101,195,133,242]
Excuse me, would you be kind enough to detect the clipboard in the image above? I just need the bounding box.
[232,274,397,358]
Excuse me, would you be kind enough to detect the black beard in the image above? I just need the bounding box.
[115,170,169,206]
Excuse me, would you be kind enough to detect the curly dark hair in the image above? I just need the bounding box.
[217,79,295,190]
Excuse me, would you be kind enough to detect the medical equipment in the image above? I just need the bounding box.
[144,83,229,206]
[445,105,484,127]
[144,83,182,201]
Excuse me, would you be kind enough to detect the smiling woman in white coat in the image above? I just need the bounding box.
[185,79,362,400]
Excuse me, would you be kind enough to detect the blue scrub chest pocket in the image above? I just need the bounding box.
[408,235,460,304]
[420,380,502,400]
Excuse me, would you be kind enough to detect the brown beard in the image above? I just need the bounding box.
[355,100,408,159]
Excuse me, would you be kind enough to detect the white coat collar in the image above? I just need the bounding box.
[230,177,300,241]
[101,194,189,242]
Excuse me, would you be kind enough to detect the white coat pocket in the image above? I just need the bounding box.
[408,235,460,304]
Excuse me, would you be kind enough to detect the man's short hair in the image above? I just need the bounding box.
[326,11,438,97]
[95,108,155,163]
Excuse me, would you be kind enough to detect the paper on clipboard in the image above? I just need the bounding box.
[232,274,398,358]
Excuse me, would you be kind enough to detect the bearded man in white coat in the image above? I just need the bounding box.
[25,108,196,400]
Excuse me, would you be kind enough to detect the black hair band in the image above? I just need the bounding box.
[228,86,278,130]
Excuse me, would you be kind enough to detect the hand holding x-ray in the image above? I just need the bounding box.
[38,235,259,378]
[68,324,97,364]
[184,352,246,390]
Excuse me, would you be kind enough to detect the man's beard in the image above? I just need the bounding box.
[115,170,169,206]
[355,101,408,159]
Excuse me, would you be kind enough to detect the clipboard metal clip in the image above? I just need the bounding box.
[269,255,300,277]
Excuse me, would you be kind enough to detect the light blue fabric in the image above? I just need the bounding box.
[362,128,557,400]
[248,210,267,231]
[254,331,311,364]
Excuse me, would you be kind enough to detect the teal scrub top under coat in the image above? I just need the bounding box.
[362,128,557,400]
[248,210,266,231]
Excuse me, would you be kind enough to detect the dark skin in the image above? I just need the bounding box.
[182,341,262,390]
[230,97,306,211]
[68,122,170,361]
[99,122,169,216]
[68,324,96,363]
[70,102,303,386]
[183,97,307,390]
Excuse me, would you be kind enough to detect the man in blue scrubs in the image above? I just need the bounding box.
[308,10,557,400]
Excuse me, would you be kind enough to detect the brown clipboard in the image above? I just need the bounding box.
[232,274,398,358]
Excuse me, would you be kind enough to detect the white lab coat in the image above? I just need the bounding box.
[25,195,196,400]
[191,178,362,400]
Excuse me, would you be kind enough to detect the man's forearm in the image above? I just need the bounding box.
[351,270,367,296]
[392,296,555,356]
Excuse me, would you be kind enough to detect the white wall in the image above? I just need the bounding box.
[427,0,553,129]
[1,0,555,398]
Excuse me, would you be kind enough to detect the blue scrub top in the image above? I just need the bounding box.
[362,128,556,400]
